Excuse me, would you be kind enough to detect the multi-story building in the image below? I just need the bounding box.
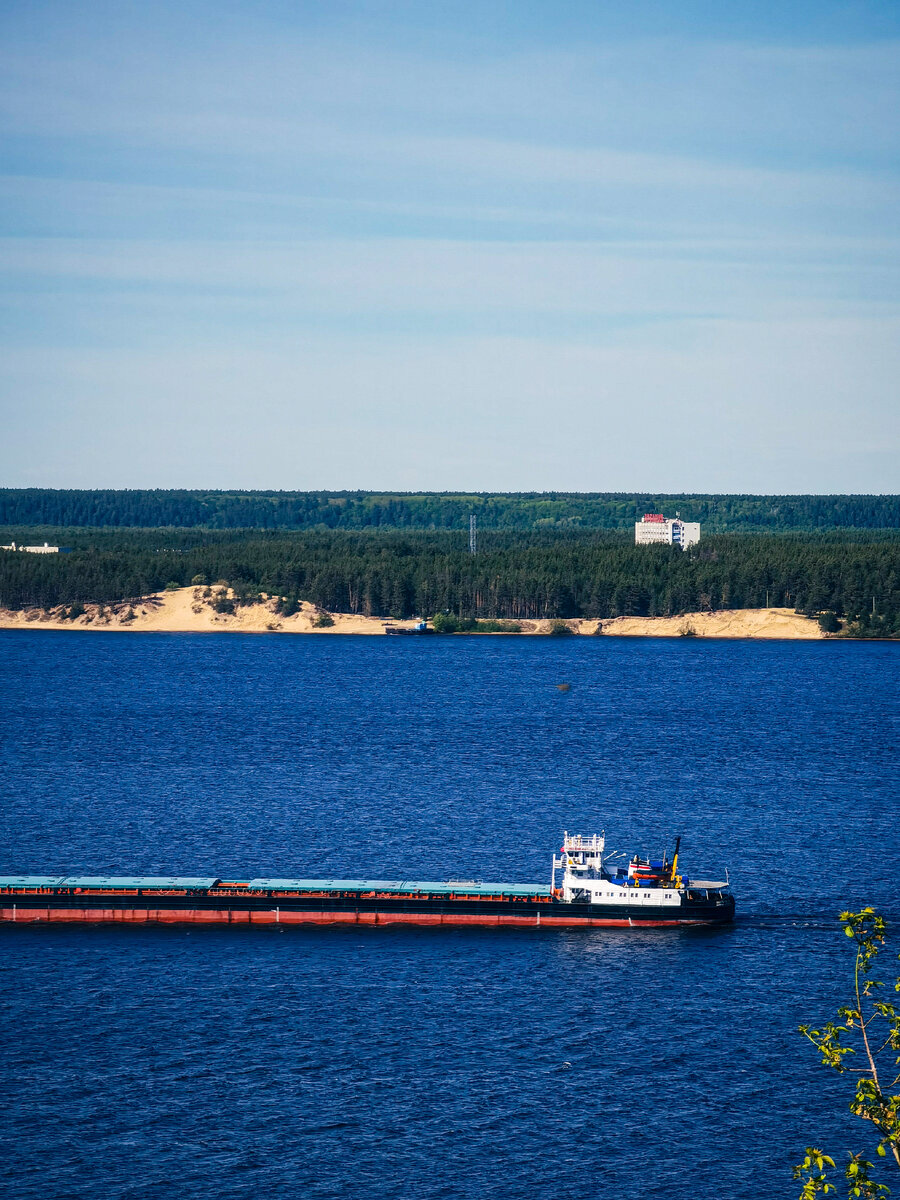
[634,514,700,551]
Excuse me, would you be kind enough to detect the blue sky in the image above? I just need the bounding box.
[1,0,898,491]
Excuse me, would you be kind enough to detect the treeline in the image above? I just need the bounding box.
[1,489,898,531]
[1,527,898,636]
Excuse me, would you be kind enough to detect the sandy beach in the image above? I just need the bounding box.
[0,587,825,639]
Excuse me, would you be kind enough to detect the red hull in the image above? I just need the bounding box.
[0,906,707,928]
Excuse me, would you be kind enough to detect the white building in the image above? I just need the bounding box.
[0,541,60,554]
[634,513,700,551]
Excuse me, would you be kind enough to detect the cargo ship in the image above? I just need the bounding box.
[0,833,734,928]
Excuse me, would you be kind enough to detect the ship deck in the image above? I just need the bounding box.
[0,875,553,900]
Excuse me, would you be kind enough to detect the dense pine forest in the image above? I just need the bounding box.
[2,489,899,532]
[2,527,898,637]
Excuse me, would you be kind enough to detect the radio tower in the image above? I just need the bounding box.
[469,514,477,555]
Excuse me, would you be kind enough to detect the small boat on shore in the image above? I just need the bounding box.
[0,832,734,928]
[384,620,435,636]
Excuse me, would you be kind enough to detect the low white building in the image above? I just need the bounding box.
[634,513,700,551]
[1,541,60,554]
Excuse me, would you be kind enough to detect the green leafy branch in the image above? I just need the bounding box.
[794,909,900,1199]
[793,1151,891,1199]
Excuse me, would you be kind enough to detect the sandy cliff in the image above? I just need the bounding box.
[0,587,824,639]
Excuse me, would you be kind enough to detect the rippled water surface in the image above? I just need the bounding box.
[2,632,898,1200]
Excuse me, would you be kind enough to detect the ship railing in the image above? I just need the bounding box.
[561,834,605,852]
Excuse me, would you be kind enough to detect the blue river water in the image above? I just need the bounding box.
[1,631,898,1200]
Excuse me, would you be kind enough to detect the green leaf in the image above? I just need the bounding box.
[876,1143,886,1156]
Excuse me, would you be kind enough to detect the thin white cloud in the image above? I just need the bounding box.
[2,236,897,330]
[2,28,898,160]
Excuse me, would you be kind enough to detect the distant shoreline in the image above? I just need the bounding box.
[0,587,827,639]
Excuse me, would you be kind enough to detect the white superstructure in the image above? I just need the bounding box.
[550,830,731,916]
[552,832,685,909]
[634,514,700,551]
